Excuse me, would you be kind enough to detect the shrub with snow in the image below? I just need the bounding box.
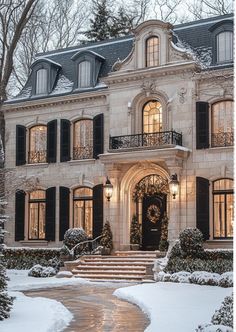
[0,263,14,320]
[179,228,204,258]
[28,264,57,278]
[189,271,220,286]
[211,293,233,328]
[63,228,88,250]
[170,271,191,283]
[218,272,233,288]
[168,241,182,259]
[196,323,233,332]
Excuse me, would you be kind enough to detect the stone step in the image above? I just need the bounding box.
[115,250,158,256]
[78,261,153,266]
[81,256,155,262]
[74,273,144,280]
[72,269,146,275]
[76,265,146,271]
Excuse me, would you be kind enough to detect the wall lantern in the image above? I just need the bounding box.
[169,173,179,199]
[104,176,113,202]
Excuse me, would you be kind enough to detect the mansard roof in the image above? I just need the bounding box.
[7,13,233,104]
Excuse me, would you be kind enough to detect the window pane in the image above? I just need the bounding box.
[29,191,46,240]
[29,126,47,163]
[74,187,93,198]
[226,194,234,237]
[213,194,225,237]
[78,61,91,88]
[146,37,159,67]
[74,200,84,228]
[29,202,39,239]
[73,200,93,237]
[39,203,46,239]
[84,200,93,237]
[36,69,47,94]
[73,120,93,159]
[211,101,233,147]
[143,100,162,133]
[30,190,46,200]
[217,31,233,63]
[213,178,233,191]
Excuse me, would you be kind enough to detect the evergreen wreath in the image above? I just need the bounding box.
[147,204,161,223]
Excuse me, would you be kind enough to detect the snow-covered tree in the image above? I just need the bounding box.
[100,220,113,250]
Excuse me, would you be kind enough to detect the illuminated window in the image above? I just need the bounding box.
[29,190,46,240]
[213,179,234,239]
[36,69,47,94]
[73,120,93,159]
[216,31,233,63]
[73,187,93,237]
[143,100,162,133]
[29,126,47,163]
[146,37,159,67]
[78,61,91,88]
[211,101,233,147]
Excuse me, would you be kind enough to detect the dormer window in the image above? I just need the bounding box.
[78,60,91,88]
[216,31,233,63]
[146,36,159,67]
[36,69,48,94]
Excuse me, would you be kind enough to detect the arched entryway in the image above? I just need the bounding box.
[133,174,169,250]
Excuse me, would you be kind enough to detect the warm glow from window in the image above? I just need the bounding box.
[73,120,93,159]
[143,100,162,133]
[29,190,46,240]
[73,187,93,237]
[29,126,47,163]
[146,37,159,67]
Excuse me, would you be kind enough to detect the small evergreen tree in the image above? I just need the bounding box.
[159,212,169,251]
[130,214,141,245]
[100,220,113,250]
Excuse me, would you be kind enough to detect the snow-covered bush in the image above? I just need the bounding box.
[28,264,57,278]
[168,241,182,259]
[63,228,88,250]
[179,228,204,258]
[189,271,220,286]
[218,272,233,288]
[170,271,191,283]
[0,263,13,320]
[2,248,61,269]
[211,293,233,328]
[196,323,233,332]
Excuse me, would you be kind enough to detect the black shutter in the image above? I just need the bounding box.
[16,125,26,166]
[59,186,70,241]
[60,119,71,162]
[93,184,103,239]
[15,190,25,241]
[47,120,57,163]
[196,102,209,149]
[196,177,210,240]
[93,114,104,159]
[46,187,56,241]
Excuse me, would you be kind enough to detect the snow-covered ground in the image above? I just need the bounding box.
[114,282,232,332]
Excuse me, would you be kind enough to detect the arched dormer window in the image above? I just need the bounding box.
[216,31,233,63]
[143,100,162,133]
[36,69,47,94]
[78,60,91,88]
[146,36,159,67]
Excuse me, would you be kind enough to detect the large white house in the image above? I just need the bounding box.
[3,14,234,250]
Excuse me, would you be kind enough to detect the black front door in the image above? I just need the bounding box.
[142,194,166,250]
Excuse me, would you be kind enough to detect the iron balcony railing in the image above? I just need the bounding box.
[211,132,234,148]
[28,150,47,164]
[109,130,182,150]
[73,146,93,160]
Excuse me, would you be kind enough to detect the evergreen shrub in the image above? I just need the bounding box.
[63,228,88,249]
[0,263,14,320]
[179,228,204,258]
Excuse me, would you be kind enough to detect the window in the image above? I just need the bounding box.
[78,61,91,88]
[36,69,47,94]
[143,100,162,133]
[28,190,46,240]
[73,187,93,237]
[213,179,233,239]
[73,119,93,159]
[29,125,47,163]
[211,101,233,147]
[216,31,233,63]
[146,37,159,67]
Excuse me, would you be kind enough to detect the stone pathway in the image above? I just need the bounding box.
[25,284,149,332]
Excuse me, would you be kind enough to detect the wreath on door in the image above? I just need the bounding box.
[147,204,161,223]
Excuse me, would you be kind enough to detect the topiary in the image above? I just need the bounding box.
[63,228,88,250]
[179,228,204,258]
[159,212,169,251]
[168,241,182,259]
[100,220,113,251]
[130,215,141,245]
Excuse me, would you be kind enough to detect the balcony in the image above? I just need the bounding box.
[211,132,234,148]
[109,131,182,150]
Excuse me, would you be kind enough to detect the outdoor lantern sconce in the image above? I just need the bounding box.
[104,176,113,202]
[169,173,179,199]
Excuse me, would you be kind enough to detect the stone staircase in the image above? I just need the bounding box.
[64,250,165,282]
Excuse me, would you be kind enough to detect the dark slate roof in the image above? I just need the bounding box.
[7,13,233,104]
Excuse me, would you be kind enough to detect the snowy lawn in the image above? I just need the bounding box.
[114,282,232,332]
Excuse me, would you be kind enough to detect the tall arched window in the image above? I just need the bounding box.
[146,36,159,67]
[216,31,233,63]
[213,179,233,239]
[36,69,47,94]
[29,190,46,240]
[143,100,162,133]
[211,100,233,147]
[29,125,47,163]
[78,60,91,88]
[73,187,93,237]
[73,119,93,160]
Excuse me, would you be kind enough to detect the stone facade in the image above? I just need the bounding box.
[3,16,234,249]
